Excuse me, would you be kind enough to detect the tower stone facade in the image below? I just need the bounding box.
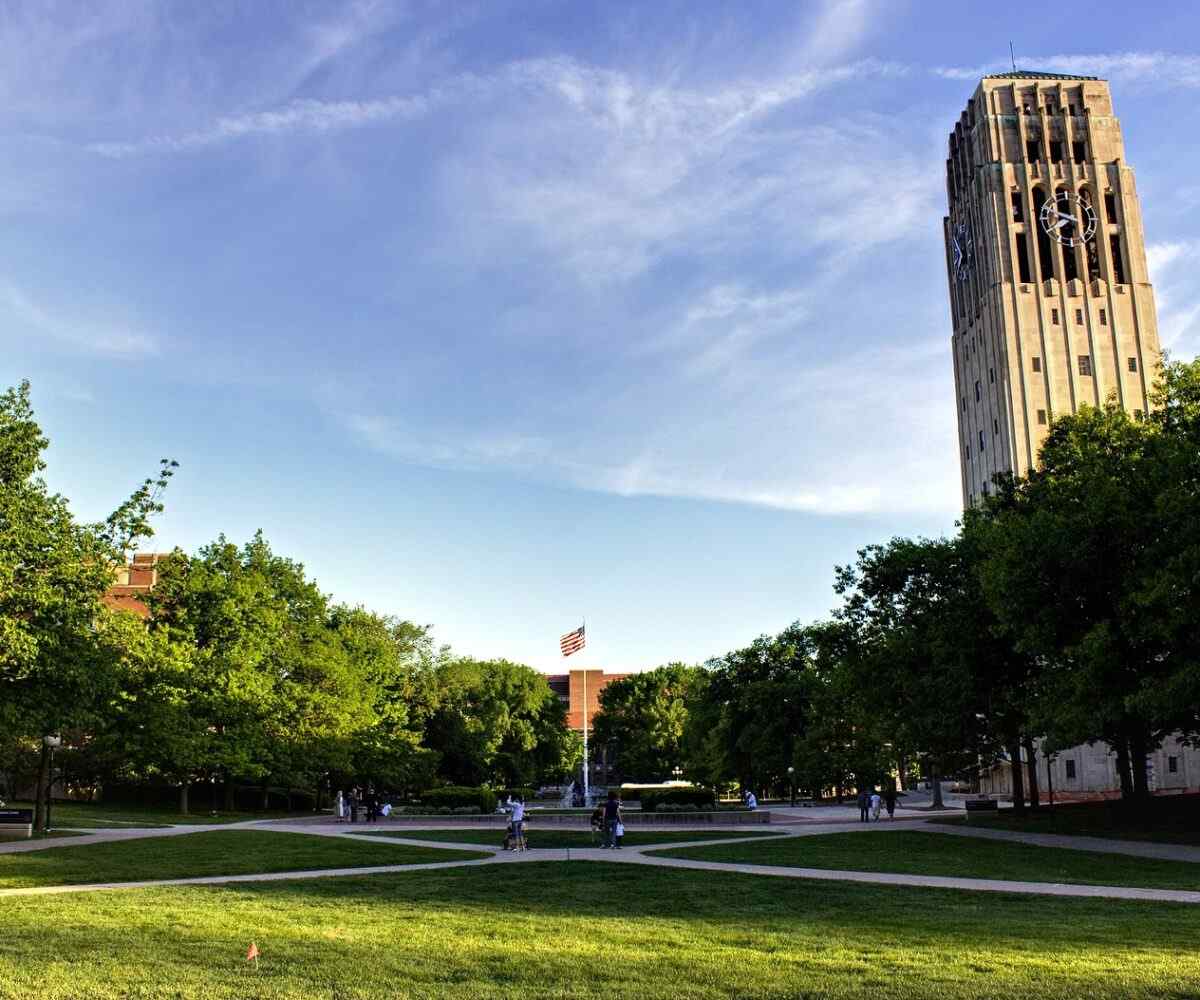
[945,72,1161,506]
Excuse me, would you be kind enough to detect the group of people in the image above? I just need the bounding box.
[857,786,896,821]
[334,787,389,824]
[589,790,624,848]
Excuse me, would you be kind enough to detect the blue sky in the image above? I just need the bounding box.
[6,1,1200,671]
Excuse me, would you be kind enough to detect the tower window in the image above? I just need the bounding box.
[978,430,985,449]
[1016,233,1032,283]
[1110,234,1127,284]
[989,367,995,384]
[1026,139,1040,162]
[1072,140,1086,161]
[962,395,967,413]
[1104,192,1118,222]
[993,418,999,435]
[1049,141,1063,162]
[1052,308,1060,325]
[1032,356,1042,373]
[1128,356,1139,373]
[1069,103,1078,116]
[1075,309,1084,324]
[1078,355,1093,376]
[965,445,971,461]
[975,380,981,402]
[1033,188,1054,280]
[1011,191,1024,222]
[1037,409,1047,425]
[1100,308,1107,326]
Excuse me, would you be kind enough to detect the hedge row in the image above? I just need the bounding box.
[416,786,497,814]
[493,787,536,803]
[640,788,716,812]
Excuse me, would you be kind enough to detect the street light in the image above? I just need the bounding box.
[671,766,682,783]
[788,765,796,807]
[42,735,61,833]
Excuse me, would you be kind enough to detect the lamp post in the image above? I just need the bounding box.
[788,766,796,807]
[671,766,682,783]
[43,735,61,833]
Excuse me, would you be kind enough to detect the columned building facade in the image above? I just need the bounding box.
[945,72,1162,505]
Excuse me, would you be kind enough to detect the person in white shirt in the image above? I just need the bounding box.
[745,791,758,811]
[870,790,882,821]
[508,796,526,850]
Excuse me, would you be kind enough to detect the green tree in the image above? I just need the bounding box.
[592,664,701,782]
[0,380,175,830]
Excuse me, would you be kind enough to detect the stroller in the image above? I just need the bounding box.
[502,820,527,852]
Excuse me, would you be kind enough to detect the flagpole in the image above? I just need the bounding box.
[582,655,589,806]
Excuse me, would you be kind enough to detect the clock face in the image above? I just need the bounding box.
[1038,191,1098,248]
[951,222,974,281]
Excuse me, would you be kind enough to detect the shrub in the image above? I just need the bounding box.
[416,786,497,814]
[493,787,536,804]
[641,788,716,813]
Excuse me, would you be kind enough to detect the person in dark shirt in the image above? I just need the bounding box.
[602,791,622,849]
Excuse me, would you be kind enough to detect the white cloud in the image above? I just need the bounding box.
[1146,240,1200,357]
[935,52,1200,88]
[0,282,159,358]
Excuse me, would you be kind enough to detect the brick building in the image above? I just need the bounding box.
[545,668,629,787]
[103,552,166,618]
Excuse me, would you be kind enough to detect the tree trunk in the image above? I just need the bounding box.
[1023,736,1040,810]
[929,761,944,809]
[223,777,236,812]
[178,782,190,816]
[33,742,51,833]
[1114,737,1134,799]
[260,784,270,811]
[1007,739,1026,814]
[1130,731,1151,801]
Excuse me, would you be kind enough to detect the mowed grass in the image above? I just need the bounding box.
[0,830,487,889]
[352,827,784,849]
[655,829,1200,891]
[0,862,1198,999]
[7,800,318,829]
[934,794,1200,845]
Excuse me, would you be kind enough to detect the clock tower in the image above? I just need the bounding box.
[944,72,1162,506]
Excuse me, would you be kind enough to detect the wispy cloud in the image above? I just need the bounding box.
[0,282,159,358]
[934,51,1200,88]
[1147,241,1200,357]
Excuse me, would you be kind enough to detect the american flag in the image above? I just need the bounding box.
[560,624,586,657]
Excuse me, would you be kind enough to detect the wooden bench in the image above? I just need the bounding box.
[964,799,999,822]
[0,808,33,840]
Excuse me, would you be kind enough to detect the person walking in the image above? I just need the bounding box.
[349,788,360,824]
[602,790,622,848]
[884,786,897,820]
[870,789,882,821]
[508,795,526,851]
[334,789,345,823]
[857,788,869,823]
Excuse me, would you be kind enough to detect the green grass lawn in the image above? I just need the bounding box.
[0,830,487,889]
[654,829,1200,891]
[350,827,784,849]
[934,795,1200,845]
[0,862,1197,998]
[8,800,318,829]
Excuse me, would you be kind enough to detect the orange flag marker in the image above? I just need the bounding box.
[246,941,260,965]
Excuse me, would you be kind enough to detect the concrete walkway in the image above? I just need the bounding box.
[4,820,1200,904]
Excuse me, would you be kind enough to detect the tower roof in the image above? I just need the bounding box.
[983,70,1102,82]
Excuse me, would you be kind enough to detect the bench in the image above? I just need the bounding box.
[0,808,33,840]
[964,799,999,822]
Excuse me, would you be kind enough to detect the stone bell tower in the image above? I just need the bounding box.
[944,72,1161,506]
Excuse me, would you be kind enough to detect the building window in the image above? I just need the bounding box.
[1104,191,1118,222]
[1051,308,1060,325]
[1037,409,1048,425]
[1079,355,1093,376]
[1100,308,1107,326]
[1072,140,1086,161]
[962,395,967,413]
[1169,756,1179,774]
[1065,759,1077,780]
[978,430,985,449]
[1128,356,1139,373]
[965,445,971,461]
[1026,139,1040,161]
[1016,233,1033,283]
[989,367,995,384]
[1011,191,1024,222]
[1075,309,1084,325]
[1110,234,1127,284]
[1069,103,1078,116]
[975,380,981,402]
[1032,356,1042,373]
[993,418,999,434]
[1033,188,1054,281]
[1049,140,1063,162]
